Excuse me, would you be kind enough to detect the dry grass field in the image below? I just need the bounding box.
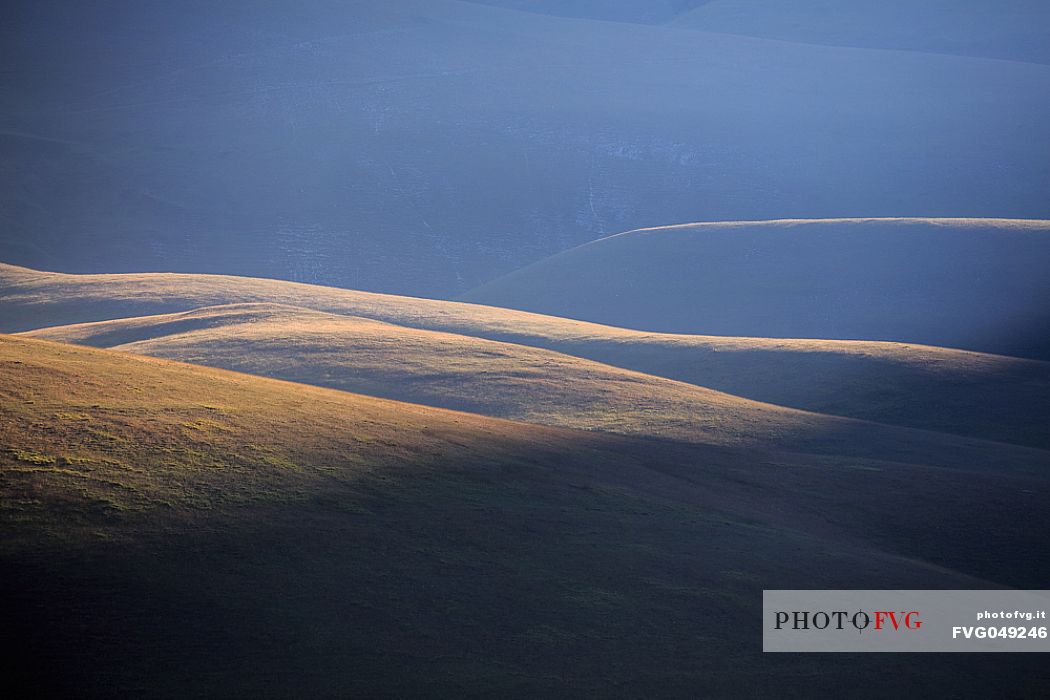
[8,262,1050,449]
[5,2,1050,695]
[3,334,1050,696]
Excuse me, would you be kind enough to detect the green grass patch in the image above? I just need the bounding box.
[53,411,91,421]
[7,447,56,465]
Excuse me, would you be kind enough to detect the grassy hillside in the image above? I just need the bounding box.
[21,303,838,450]
[4,335,1050,696]
[7,261,1050,449]
[22,302,1050,469]
[464,218,1050,360]
[672,0,1050,64]
[5,2,1050,295]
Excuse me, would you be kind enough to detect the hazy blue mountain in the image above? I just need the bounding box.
[3,1,1050,296]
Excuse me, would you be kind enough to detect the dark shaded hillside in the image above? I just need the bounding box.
[3,335,1050,696]
[464,218,1050,360]
[3,2,1050,295]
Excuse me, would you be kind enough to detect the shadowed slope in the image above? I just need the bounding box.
[671,0,1050,64]
[3,334,1050,696]
[8,261,1050,449]
[464,218,1050,359]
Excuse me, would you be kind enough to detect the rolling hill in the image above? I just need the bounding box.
[22,303,849,451]
[7,261,1050,449]
[4,1,1050,295]
[5,2,1048,695]
[464,218,1050,359]
[4,334,1050,696]
[21,301,1050,469]
[671,0,1050,64]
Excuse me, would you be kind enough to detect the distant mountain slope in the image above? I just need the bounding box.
[463,1,712,24]
[4,334,1050,695]
[6,261,1050,449]
[672,0,1050,64]
[4,1,1050,295]
[464,218,1050,359]
[24,302,1050,464]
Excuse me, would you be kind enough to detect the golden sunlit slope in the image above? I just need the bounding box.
[21,303,1050,473]
[1,333,611,544]
[463,218,1050,360]
[20,302,867,452]
[6,261,1050,449]
[4,334,1050,696]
